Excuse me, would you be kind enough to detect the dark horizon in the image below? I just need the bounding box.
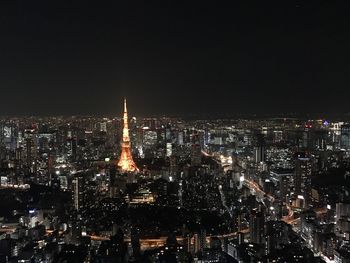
[1,1,349,116]
[1,111,350,122]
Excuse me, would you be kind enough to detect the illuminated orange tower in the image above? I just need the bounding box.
[117,98,139,172]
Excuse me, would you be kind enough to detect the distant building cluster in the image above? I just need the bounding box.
[0,103,350,262]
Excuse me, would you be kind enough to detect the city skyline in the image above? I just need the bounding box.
[1,1,350,262]
[1,113,350,262]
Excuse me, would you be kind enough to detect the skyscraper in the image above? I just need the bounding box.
[191,131,201,166]
[73,176,84,211]
[340,124,350,149]
[117,99,138,172]
[294,152,311,199]
[254,133,266,163]
[250,209,265,245]
[24,129,37,174]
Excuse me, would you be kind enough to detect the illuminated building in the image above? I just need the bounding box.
[143,130,157,147]
[254,133,266,163]
[191,132,201,166]
[166,142,172,157]
[178,131,184,145]
[294,152,311,201]
[273,130,283,143]
[336,203,350,232]
[129,188,155,204]
[341,124,350,149]
[250,209,265,245]
[73,176,84,211]
[117,99,139,172]
[270,168,293,201]
[24,129,37,174]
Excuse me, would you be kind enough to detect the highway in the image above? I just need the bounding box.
[218,185,233,218]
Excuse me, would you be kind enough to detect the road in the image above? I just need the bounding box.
[218,185,233,218]
[243,178,296,223]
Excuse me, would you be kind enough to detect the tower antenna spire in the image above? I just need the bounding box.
[118,98,138,172]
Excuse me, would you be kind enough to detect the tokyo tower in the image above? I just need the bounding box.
[117,98,139,172]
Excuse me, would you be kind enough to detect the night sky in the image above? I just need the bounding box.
[0,1,349,116]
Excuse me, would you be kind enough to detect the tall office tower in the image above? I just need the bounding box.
[302,130,309,149]
[204,127,210,146]
[254,133,266,163]
[198,131,205,149]
[178,131,184,145]
[191,132,201,166]
[73,176,85,211]
[335,203,350,232]
[1,123,16,151]
[135,127,143,149]
[170,156,178,177]
[280,174,291,202]
[117,99,138,172]
[250,209,265,245]
[165,125,171,141]
[294,152,311,200]
[109,168,117,198]
[24,129,37,174]
[340,124,350,149]
[67,137,77,161]
[313,130,328,150]
[166,142,172,157]
[15,147,23,169]
[336,203,350,219]
[178,180,183,207]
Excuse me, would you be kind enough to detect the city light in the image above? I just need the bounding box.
[0,2,349,261]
